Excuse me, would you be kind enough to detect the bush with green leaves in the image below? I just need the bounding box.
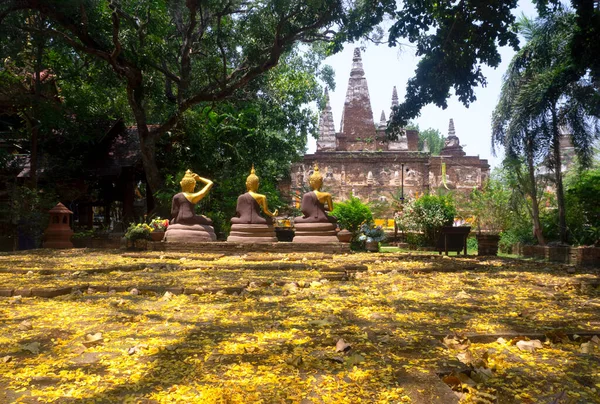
[468,180,512,234]
[396,194,456,246]
[331,196,373,238]
[124,223,152,242]
[565,168,600,245]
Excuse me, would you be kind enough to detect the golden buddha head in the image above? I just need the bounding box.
[308,164,323,191]
[246,165,259,192]
[180,169,196,192]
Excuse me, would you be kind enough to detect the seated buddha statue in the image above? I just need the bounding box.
[293,165,339,243]
[164,170,217,243]
[227,166,278,243]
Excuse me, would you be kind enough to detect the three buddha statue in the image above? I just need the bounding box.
[163,165,341,244]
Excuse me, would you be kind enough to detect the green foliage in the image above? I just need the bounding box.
[331,196,373,237]
[397,194,456,246]
[124,223,152,242]
[0,184,59,248]
[564,167,600,245]
[492,11,600,243]
[468,179,512,234]
[467,236,478,252]
[406,122,445,155]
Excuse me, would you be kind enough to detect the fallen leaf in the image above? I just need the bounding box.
[516,339,543,353]
[285,355,303,367]
[345,353,365,366]
[456,290,471,299]
[1,355,12,363]
[443,334,470,351]
[456,350,474,365]
[336,338,352,353]
[83,333,103,347]
[442,375,462,390]
[18,320,32,331]
[21,342,41,354]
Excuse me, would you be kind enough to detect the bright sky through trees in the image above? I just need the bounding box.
[307,1,538,169]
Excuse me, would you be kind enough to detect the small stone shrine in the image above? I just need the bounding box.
[293,165,339,243]
[164,170,217,243]
[227,166,278,243]
[43,202,74,249]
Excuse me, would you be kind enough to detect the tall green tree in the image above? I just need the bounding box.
[0,0,385,196]
[492,11,600,244]
[1,0,524,197]
[535,0,600,82]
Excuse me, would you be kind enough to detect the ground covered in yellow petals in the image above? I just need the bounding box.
[0,249,599,403]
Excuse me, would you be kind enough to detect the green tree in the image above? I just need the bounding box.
[535,0,600,82]
[406,122,445,155]
[397,194,456,246]
[331,195,373,239]
[0,0,383,197]
[1,0,526,196]
[492,11,600,244]
[564,166,600,245]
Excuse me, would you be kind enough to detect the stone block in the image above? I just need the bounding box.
[31,287,73,298]
[0,288,13,297]
[13,288,32,297]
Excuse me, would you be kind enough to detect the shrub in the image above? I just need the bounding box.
[125,223,152,242]
[397,194,456,246]
[331,195,373,239]
[468,180,511,234]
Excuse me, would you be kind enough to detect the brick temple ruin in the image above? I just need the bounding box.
[289,48,490,209]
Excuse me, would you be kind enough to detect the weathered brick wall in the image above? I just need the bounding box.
[518,245,600,267]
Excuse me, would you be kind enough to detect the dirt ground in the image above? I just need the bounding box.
[0,249,599,403]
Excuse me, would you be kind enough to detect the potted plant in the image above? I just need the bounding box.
[358,223,386,252]
[468,180,511,256]
[124,223,153,249]
[148,217,169,241]
[331,195,373,245]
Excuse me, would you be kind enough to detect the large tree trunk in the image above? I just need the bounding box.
[551,107,568,244]
[525,149,545,245]
[126,83,163,205]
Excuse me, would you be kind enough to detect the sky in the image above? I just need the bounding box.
[306,1,539,169]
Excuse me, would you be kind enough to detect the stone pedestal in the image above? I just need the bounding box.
[164,223,216,243]
[227,224,277,243]
[293,222,338,243]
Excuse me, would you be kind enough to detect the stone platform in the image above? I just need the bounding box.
[164,223,217,243]
[293,222,339,243]
[153,241,351,255]
[227,224,277,243]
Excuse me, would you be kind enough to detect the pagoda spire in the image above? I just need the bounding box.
[316,88,336,152]
[448,118,456,136]
[379,110,387,126]
[391,86,399,108]
[339,48,375,140]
